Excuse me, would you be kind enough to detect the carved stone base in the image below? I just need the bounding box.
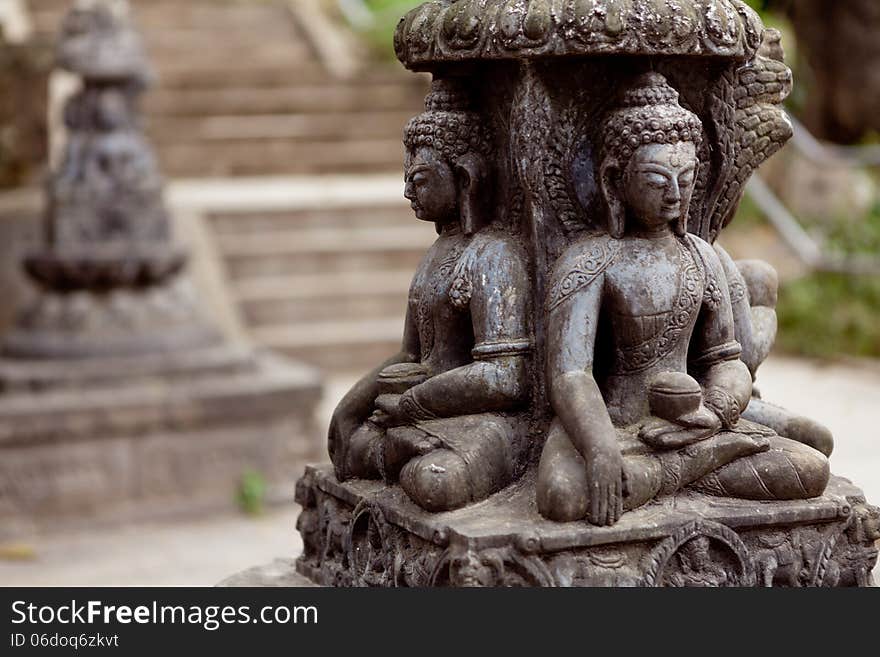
[2,279,220,359]
[294,465,880,587]
[0,346,322,539]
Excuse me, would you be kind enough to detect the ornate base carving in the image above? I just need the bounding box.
[294,465,879,587]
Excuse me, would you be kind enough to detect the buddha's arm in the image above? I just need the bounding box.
[714,244,757,372]
[400,238,531,418]
[547,279,618,463]
[399,355,529,419]
[327,305,420,468]
[714,244,777,378]
[547,275,624,525]
[700,359,753,427]
[690,245,753,429]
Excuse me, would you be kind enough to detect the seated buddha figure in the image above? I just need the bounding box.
[328,79,532,512]
[537,73,829,526]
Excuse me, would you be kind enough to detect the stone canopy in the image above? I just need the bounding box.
[395,0,764,70]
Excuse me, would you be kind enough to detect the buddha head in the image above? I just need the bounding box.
[403,79,492,234]
[599,72,704,239]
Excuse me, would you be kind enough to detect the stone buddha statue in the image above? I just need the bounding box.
[328,79,533,512]
[537,72,830,526]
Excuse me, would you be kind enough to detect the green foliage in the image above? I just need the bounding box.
[741,0,771,19]
[823,201,880,257]
[728,189,769,231]
[363,0,420,11]
[359,1,426,59]
[776,202,880,359]
[777,272,880,359]
[728,191,880,360]
[236,469,268,516]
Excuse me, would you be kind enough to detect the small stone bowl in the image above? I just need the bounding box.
[648,371,703,422]
[377,362,429,396]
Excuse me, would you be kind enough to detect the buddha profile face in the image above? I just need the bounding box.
[403,78,492,234]
[599,72,703,238]
[404,146,458,224]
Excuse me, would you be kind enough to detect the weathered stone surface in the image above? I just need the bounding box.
[395,0,764,70]
[0,348,321,539]
[296,465,878,587]
[288,0,877,587]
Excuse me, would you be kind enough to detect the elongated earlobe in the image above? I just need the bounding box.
[676,188,694,237]
[675,209,688,237]
[600,160,625,239]
[455,153,487,235]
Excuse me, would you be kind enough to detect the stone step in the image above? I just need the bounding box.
[225,244,426,281]
[156,63,324,89]
[148,46,312,72]
[156,137,407,177]
[233,269,412,326]
[145,39,313,68]
[166,173,405,211]
[31,5,319,79]
[29,0,428,179]
[216,224,433,257]
[209,203,414,235]
[218,225,433,280]
[142,27,304,53]
[239,286,409,328]
[149,111,414,145]
[252,318,404,373]
[31,0,294,37]
[155,64,423,91]
[144,84,425,117]
[131,1,296,30]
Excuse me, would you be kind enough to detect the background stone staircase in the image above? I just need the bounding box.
[29,0,427,177]
[27,0,431,375]
[206,197,432,373]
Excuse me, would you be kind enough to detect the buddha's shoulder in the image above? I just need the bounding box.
[682,233,725,274]
[464,230,529,274]
[553,233,621,278]
[548,233,620,310]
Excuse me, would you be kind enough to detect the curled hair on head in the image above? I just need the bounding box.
[403,78,493,234]
[601,72,704,166]
[403,78,493,163]
[599,72,703,238]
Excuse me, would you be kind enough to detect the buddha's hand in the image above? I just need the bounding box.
[585,440,625,526]
[640,406,722,449]
[372,394,409,428]
[703,387,742,431]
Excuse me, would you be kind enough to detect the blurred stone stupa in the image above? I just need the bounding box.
[0,2,321,538]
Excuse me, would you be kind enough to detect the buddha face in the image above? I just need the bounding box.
[404,146,458,225]
[621,141,697,233]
